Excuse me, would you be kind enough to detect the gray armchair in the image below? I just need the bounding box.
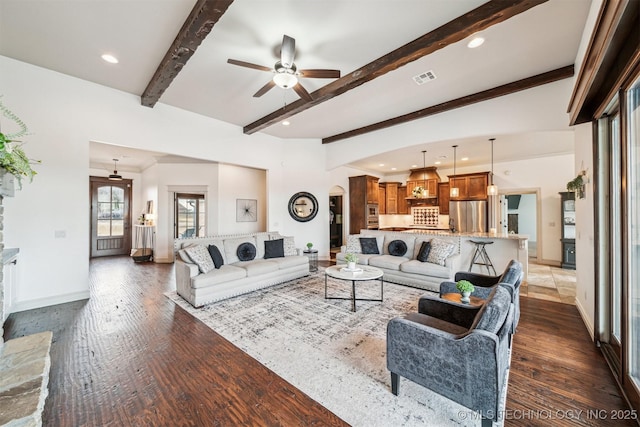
[387,286,513,427]
[439,259,523,333]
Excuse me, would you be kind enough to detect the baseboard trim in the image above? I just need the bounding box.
[574,297,595,342]
[10,290,90,314]
[153,257,174,264]
[539,258,562,267]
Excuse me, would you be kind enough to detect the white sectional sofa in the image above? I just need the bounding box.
[335,229,461,292]
[174,232,310,307]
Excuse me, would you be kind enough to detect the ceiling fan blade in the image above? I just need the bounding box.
[299,69,341,79]
[253,80,276,97]
[293,83,313,102]
[280,35,295,68]
[227,59,272,72]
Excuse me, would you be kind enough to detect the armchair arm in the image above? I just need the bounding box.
[454,271,501,287]
[418,294,480,329]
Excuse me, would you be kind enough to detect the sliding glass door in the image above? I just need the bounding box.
[626,77,640,394]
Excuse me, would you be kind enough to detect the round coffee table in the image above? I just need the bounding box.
[324,265,384,312]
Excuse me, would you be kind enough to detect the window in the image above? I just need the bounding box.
[175,193,206,238]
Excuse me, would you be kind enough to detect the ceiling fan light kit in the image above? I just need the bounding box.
[227,34,340,101]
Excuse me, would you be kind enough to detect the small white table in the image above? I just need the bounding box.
[324,265,384,312]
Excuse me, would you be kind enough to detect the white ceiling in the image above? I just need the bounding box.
[0,0,591,174]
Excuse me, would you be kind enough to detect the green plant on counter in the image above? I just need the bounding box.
[456,280,475,294]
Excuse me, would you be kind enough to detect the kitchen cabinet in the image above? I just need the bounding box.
[406,179,438,198]
[398,186,409,214]
[438,182,450,214]
[559,191,576,269]
[448,172,489,201]
[349,175,380,234]
[379,182,400,214]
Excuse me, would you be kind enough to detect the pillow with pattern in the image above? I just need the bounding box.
[426,239,456,266]
[282,236,297,256]
[184,244,215,273]
[359,237,379,254]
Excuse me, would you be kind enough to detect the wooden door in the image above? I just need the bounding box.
[90,176,132,257]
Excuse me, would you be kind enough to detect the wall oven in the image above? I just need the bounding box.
[366,204,379,229]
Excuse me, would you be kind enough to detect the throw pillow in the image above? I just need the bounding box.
[283,236,297,256]
[345,234,362,254]
[264,238,285,259]
[417,241,432,262]
[237,242,257,261]
[359,237,379,254]
[388,239,408,257]
[184,244,215,274]
[208,244,224,269]
[177,248,194,264]
[426,238,457,266]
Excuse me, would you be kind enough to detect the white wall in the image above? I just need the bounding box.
[573,122,595,337]
[509,194,537,242]
[0,56,328,311]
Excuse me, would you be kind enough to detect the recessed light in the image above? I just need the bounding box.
[467,36,485,49]
[391,167,397,171]
[411,164,418,168]
[435,161,441,165]
[282,120,290,126]
[461,157,469,161]
[101,54,119,64]
[379,163,385,167]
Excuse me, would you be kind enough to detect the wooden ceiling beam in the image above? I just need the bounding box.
[322,65,575,144]
[141,0,234,108]
[243,0,548,135]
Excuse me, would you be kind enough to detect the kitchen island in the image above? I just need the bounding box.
[402,229,529,280]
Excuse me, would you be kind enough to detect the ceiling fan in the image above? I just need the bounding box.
[227,35,340,102]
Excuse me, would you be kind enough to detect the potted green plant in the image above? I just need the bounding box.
[0,99,39,192]
[306,242,313,251]
[456,279,475,303]
[567,172,586,199]
[344,252,358,270]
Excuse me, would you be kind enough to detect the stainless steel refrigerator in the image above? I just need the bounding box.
[449,201,487,233]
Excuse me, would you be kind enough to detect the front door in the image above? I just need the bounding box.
[90,176,132,257]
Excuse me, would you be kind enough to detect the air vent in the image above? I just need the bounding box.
[413,70,436,85]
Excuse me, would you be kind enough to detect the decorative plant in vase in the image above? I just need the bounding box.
[0,98,39,190]
[306,242,313,251]
[412,185,425,198]
[456,279,475,304]
[344,252,358,270]
[567,171,586,199]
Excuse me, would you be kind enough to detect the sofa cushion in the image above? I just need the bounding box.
[264,238,285,259]
[416,241,431,262]
[383,235,416,258]
[336,252,377,265]
[400,259,451,279]
[208,245,224,269]
[184,244,215,274]
[369,255,408,271]
[237,242,257,261]
[191,264,247,289]
[224,236,258,264]
[234,259,279,276]
[427,238,456,266]
[388,239,408,257]
[359,237,380,254]
[268,255,308,269]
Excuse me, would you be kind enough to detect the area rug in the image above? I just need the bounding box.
[166,269,503,426]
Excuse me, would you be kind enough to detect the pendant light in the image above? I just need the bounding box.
[109,158,123,181]
[450,145,459,197]
[421,150,427,198]
[487,138,498,196]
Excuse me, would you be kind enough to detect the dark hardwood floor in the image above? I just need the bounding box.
[3,257,635,426]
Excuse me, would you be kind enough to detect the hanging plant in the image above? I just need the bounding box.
[566,171,586,199]
[0,97,40,188]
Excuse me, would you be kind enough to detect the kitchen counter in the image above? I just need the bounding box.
[402,229,529,241]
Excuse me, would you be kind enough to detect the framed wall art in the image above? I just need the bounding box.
[236,199,257,222]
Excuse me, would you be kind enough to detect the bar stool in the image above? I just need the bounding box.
[468,240,497,275]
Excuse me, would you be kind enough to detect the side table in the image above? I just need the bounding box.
[303,249,318,272]
[441,292,485,307]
